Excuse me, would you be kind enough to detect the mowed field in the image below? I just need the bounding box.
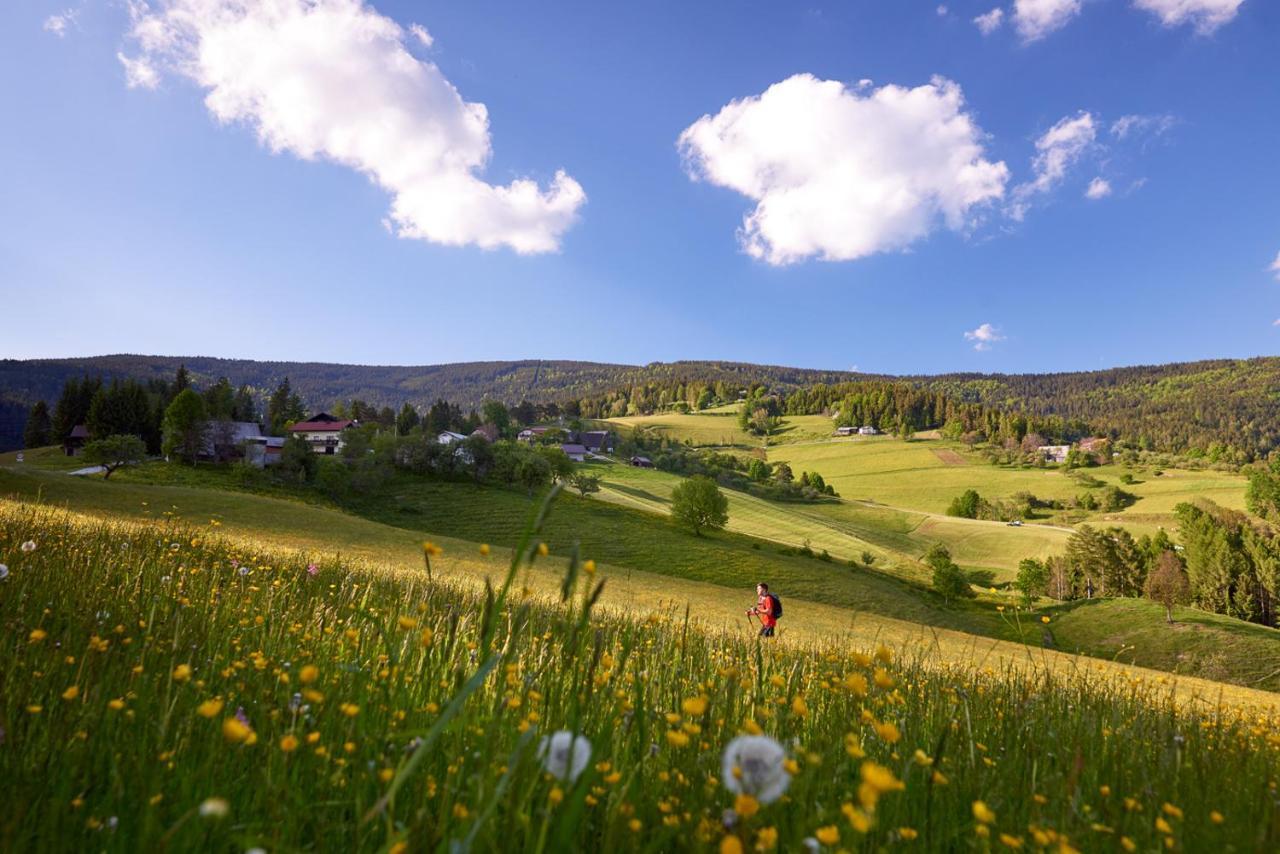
[770,434,1248,529]
[604,410,834,448]
[591,460,1070,581]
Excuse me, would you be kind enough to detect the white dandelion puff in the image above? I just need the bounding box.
[721,735,791,803]
[538,731,592,783]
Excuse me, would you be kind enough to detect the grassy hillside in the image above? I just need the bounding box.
[4,451,1279,692]
[770,434,1247,528]
[590,460,1070,581]
[1,502,1277,851]
[604,411,835,449]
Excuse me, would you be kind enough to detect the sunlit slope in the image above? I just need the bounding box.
[591,460,1070,580]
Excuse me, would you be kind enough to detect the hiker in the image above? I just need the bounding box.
[746,582,781,637]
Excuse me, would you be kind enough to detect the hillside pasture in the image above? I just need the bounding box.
[770,436,1249,532]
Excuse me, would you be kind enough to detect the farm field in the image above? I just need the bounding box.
[770,435,1248,527]
[591,460,1070,581]
[604,411,835,448]
[1,501,1278,852]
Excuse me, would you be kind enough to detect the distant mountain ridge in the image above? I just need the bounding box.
[2,354,1279,458]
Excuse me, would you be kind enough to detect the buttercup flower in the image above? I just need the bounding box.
[538,731,592,783]
[722,735,791,804]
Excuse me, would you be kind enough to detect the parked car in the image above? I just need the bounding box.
[1007,520,1023,527]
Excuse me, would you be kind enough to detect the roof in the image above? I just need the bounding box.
[290,418,354,432]
[68,425,89,439]
[520,426,549,434]
[472,424,500,442]
[580,430,611,450]
[439,431,468,441]
[561,444,588,455]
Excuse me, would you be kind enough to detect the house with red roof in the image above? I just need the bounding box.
[288,412,356,455]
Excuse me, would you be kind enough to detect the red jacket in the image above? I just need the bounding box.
[755,594,777,628]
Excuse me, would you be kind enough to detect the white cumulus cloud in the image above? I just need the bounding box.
[1269,251,1280,282]
[1010,111,1096,218]
[974,8,1006,34]
[677,74,1009,265]
[1085,177,1112,199]
[964,323,1005,351]
[1132,0,1245,33]
[117,0,584,254]
[1013,0,1082,42]
[44,9,78,37]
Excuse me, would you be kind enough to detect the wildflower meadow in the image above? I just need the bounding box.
[1,496,1277,852]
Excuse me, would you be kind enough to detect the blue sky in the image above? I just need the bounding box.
[1,0,1277,375]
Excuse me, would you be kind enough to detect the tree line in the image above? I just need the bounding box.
[1010,500,1278,628]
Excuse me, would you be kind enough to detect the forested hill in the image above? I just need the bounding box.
[3,354,1279,459]
[914,359,1280,459]
[0,356,863,450]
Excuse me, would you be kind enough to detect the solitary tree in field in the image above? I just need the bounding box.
[570,473,601,497]
[81,434,147,480]
[925,542,973,603]
[162,389,209,465]
[1145,550,1191,623]
[671,476,728,536]
[1014,558,1050,607]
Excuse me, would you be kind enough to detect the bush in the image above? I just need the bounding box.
[946,489,982,519]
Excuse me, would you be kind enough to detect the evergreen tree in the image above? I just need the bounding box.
[396,403,420,435]
[267,378,306,435]
[23,401,51,448]
[162,389,209,464]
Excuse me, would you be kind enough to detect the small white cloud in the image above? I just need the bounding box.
[974,7,1006,34]
[410,23,433,47]
[1009,111,1096,218]
[937,5,950,16]
[1085,177,1112,199]
[117,0,585,254]
[43,9,77,37]
[1110,113,1177,139]
[1013,0,1082,42]
[1132,0,1244,34]
[1269,250,1280,282]
[677,74,1009,265]
[117,52,160,89]
[1272,318,1280,327]
[964,323,1005,351]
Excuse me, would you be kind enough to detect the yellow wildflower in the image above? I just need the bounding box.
[972,801,996,824]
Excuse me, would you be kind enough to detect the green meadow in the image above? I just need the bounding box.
[3,450,1279,693]
[1,499,1278,852]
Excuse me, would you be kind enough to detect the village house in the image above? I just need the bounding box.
[561,443,588,462]
[835,426,857,437]
[202,421,265,462]
[437,430,469,445]
[63,424,89,456]
[857,425,879,436]
[471,423,500,443]
[242,435,285,468]
[579,430,615,454]
[630,455,653,468]
[288,413,355,454]
[1038,444,1070,464]
[517,427,548,443]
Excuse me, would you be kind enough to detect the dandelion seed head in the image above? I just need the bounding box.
[538,731,592,782]
[721,735,790,803]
